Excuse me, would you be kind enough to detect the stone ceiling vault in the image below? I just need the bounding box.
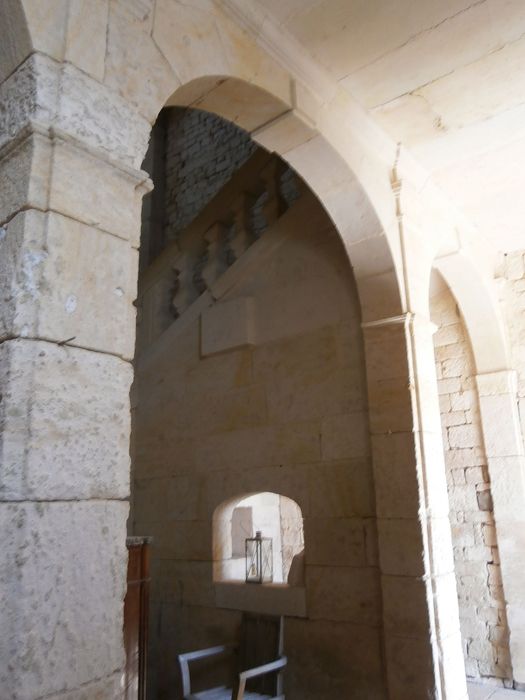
[222,0,525,253]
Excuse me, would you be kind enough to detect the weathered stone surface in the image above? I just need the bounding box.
[0,339,132,500]
[0,132,52,226]
[7,0,525,697]
[49,138,148,246]
[57,62,151,168]
[43,673,123,700]
[0,500,128,700]
[0,53,150,169]
[0,210,138,357]
[0,53,59,153]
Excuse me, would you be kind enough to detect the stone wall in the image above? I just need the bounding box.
[164,108,257,243]
[132,191,384,699]
[431,273,511,683]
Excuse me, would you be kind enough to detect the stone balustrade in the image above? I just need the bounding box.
[137,150,301,352]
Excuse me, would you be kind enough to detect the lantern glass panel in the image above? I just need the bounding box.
[245,531,273,583]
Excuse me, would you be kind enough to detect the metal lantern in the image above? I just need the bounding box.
[245,531,273,583]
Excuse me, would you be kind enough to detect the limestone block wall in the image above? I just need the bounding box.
[431,275,511,683]
[164,108,257,242]
[132,194,384,700]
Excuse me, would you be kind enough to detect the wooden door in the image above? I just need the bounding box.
[124,536,151,700]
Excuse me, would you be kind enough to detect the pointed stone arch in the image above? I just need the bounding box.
[1,2,473,697]
[432,252,525,682]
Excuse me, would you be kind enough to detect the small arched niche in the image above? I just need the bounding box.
[213,492,304,586]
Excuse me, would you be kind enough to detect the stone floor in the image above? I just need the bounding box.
[468,682,525,699]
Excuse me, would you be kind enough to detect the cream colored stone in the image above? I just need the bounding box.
[49,139,147,246]
[21,0,69,61]
[1,210,138,358]
[195,76,290,135]
[0,53,150,169]
[207,465,311,519]
[154,0,230,89]
[488,459,525,523]
[477,370,518,398]
[0,500,128,699]
[10,0,525,694]
[216,15,293,111]
[356,269,405,323]
[478,393,524,457]
[57,62,151,168]
[65,0,108,81]
[105,0,178,120]
[252,110,316,155]
[0,339,132,500]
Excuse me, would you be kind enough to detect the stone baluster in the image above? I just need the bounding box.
[280,166,303,207]
[171,256,195,319]
[260,158,286,228]
[193,222,228,293]
[226,192,255,265]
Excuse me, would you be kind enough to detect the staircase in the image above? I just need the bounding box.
[136,149,303,357]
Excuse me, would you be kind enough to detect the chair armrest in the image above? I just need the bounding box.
[234,656,287,700]
[178,644,237,698]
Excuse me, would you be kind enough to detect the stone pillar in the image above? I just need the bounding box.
[0,55,150,699]
[363,313,468,700]
[476,370,525,682]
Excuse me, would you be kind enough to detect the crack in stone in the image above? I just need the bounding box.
[0,497,129,503]
[340,0,490,80]
[369,26,525,112]
[0,334,133,364]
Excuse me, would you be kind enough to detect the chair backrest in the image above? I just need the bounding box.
[238,614,283,696]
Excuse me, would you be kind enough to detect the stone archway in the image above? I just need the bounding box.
[433,252,525,684]
[1,2,469,698]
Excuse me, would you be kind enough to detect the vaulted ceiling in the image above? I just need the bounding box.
[234,0,525,252]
